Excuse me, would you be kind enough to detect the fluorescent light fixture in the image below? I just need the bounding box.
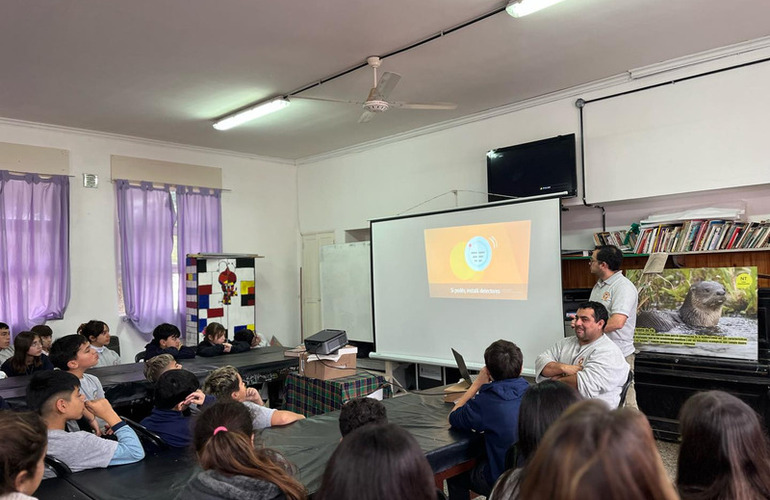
[213,97,290,131]
[506,0,567,18]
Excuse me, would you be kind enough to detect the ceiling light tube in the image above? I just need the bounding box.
[213,97,290,130]
[506,0,567,18]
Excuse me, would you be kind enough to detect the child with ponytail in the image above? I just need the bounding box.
[178,402,306,500]
[79,320,120,367]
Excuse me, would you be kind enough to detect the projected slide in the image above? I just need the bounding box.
[424,221,531,300]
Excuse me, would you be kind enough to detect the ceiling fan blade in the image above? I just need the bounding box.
[390,101,458,110]
[358,110,377,123]
[376,72,401,100]
[290,95,365,105]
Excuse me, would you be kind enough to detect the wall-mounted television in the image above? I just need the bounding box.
[487,134,577,202]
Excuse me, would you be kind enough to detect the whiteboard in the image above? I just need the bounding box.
[320,242,373,343]
[583,60,770,204]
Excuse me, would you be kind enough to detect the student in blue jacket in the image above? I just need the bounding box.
[144,323,197,361]
[447,340,529,499]
[141,369,213,448]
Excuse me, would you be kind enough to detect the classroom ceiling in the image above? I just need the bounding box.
[1,0,769,161]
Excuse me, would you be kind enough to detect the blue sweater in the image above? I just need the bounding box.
[1,353,54,377]
[449,377,530,485]
[141,409,193,448]
[144,341,197,361]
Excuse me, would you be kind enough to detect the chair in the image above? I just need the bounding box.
[44,455,72,478]
[618,370,634,408]
[134,350,147,362]
[107,335,121,356]
[123,416,168,453]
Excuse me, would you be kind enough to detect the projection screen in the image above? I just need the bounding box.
[370,196,565,376]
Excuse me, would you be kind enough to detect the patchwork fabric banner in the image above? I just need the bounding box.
[186,256,256,343]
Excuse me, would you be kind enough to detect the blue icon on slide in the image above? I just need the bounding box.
[465,236,492,271]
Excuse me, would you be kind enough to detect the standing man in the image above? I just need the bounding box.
[588,245,638,408]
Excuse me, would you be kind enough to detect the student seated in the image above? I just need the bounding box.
[144,323,196,361]
[488,381,581,500]
[197,322,249,357]
[49,334,105,434]
[0,411,47,500]
[203,365,304,429]
[141,369,211,447]
[448,339,529,499]
[30,325,53,357]
[338,397,388,438]
[79,320,120,367]
[519,400,677,500]
[677,390,770,500]
[316,423,436,500]
[26,370,144,478]
[233,328,267,349]
[143,354,182,384]
[1,331,53,377]
[177,402,306,500]
[0,322,15,365]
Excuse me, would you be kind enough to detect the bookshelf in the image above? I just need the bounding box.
[561,249,770,289]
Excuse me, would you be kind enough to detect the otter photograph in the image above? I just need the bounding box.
[627,266,759,361]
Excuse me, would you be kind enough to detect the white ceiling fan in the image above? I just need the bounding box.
[292,56,457,123]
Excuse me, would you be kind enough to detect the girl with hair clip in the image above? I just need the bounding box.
[489,380,582,500]
[0,411,48,500]
[519,400,678,500]
[0,331,53,377]
[316,423,437,500]
[79,320,120,367]
[677,390,770,500]
[177,402,306,500]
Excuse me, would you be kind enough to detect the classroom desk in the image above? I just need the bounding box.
[0,346,298,409]
[37,447,200,500]
[35,392,480,499]
[260,392,481,494]
[36,476,92,500]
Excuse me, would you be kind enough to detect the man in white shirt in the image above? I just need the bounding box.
[536,301,629,408]
[588,245,639,407]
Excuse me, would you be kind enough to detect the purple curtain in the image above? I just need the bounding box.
[176,186,222,337]
[0,171,70,334]
[115,180,175,334]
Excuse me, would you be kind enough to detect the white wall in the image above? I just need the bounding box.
[297,48,770,249]
[0,120,300,361]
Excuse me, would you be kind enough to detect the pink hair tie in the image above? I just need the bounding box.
[213,426,228,435]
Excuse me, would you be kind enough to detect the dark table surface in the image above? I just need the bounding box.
[34,391,480,499]
[0,346,298,408]
[37,447,199,500]
[260,392,480,494]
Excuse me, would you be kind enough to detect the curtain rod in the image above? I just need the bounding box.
[108,178,231,192]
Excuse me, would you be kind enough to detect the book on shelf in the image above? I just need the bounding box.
[593,230,637,252]
[627,219,769,254]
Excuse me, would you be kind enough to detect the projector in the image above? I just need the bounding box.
[304,329,348,355]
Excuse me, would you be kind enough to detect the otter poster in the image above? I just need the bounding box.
[627,267,759,361]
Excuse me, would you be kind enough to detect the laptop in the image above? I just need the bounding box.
[451,348,476,387]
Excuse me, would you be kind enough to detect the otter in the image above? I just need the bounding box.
[636,280,727,332]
